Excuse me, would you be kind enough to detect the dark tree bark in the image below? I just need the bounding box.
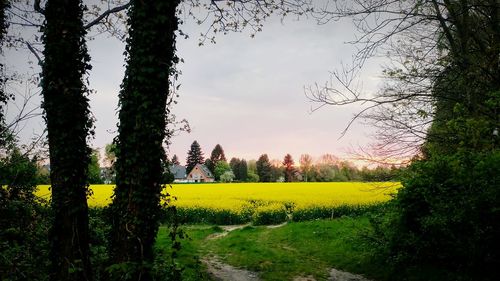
[0,0,9,144]
[110,0,180,279]
[40,0,93,280]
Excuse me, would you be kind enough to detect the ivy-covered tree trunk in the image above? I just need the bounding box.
[110,1,180,279]
[40,0,93,280]
[0,0,10,144]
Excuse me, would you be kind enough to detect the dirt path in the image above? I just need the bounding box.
[328,268,372,281]
[202,223,372,281]
[202,256,261,281]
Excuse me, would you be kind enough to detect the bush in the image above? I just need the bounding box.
[371,150,500,280]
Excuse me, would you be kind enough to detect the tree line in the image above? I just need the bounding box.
[174,140,401,183]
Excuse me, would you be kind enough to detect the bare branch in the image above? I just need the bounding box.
[84,2,130,29]
[26,41,42,65]
[34,0,45,14]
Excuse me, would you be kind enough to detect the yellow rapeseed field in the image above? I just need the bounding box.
[36,182,399,210]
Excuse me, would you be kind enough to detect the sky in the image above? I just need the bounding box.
[4,5,387,165]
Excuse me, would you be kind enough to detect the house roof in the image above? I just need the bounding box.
[169,164,187,179]
[198,164,213,178]
[190,163,214,178]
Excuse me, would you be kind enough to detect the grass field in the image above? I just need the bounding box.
[36,182,399,224]
[155,216,388,281]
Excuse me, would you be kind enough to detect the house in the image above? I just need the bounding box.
[169,164,188,183]
[186,163,214,183]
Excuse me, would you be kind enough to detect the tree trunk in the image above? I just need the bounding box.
[110,1,180,280]
[41,0,93,280]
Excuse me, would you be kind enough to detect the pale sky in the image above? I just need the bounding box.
[4,5,387,165]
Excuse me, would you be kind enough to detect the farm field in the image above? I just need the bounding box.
[36,182,399,224]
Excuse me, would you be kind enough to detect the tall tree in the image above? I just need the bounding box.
[207,143,226,173]
[299,154,313,182]
[0,0,9,146]
[282,154,296,182]
[110,0,180,279]
[171,154,180,165]
[256,154,272,182]
[40,0,93,279]
[186,140,204,174]
[238,159,248,181]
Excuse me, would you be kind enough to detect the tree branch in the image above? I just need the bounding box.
[26,41,42,65]
[34,0,44,14]
[84,2,130,29]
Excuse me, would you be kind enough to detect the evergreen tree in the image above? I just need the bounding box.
[238,159,248,181]
[207,144,226,173]
[283,154,296,182]
[256,154,272,182]
[229,157,240,175]
[186,140,204,174]
[171,154,180,165]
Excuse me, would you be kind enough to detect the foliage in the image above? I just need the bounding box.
[185,140,204,174]
[0,0,9,145]
[40,0,94,278]
[88,149,103,184]
[229,158,248,181]
[109,0,181,280]
[201,217,387,281]
[0,142,50,280]
[246,171,259,182]
[219,170,235,183]
[282,153,296,182]
[171,154,180,165]
[299,154,313,182]
[213,160,230,181]
[207,144,226,173]
[256,154,272,182]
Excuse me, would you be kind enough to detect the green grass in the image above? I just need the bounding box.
[205,217,387,281]
[156,215,388,281]
[155,225,222,280]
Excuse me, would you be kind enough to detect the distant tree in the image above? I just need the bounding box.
[207,144,226,173]
[171,154,180,165]
[104,143,116,167]
[299,154,313,182]
[229,157,239,170]
[256,154,272,182]
[238,159,248,181]
[87,149,103,184]
[214,160,231,181]
[204,158,213,172]
[246,171,259,182]
[229,157,240,176]
[282,154,296,182]
[219,170,235,183]
[247,159,256,173]
[229,158,248,181]
[186,140,204,174]
[319,154,339,166]
[309,164,335,182]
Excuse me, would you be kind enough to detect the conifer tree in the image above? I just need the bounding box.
[186,140,204,173]
[256,154,272,182]
[171,154,180,165]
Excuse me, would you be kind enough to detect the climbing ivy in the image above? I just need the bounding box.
[0,0,10,145]
[40,0,93,280]
[109,1,180,280]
